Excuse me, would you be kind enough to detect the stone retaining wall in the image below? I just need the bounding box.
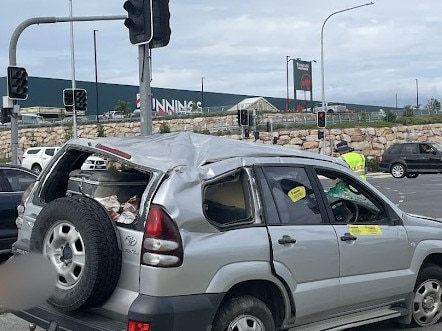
[1,114,441,159]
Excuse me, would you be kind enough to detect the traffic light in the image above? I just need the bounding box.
[7,66,28,100]
[317,111,326,128]
[150,0,171,48]
[63,89,73,106]
[123,0,152,45]
[63,89,74,112]
[244,128,250,138]
[318,129,324,140]
[74,89,87,111]
[240,109,249,126]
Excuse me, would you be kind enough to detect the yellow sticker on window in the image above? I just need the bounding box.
[287,186,306,202]
[347,225,382,235]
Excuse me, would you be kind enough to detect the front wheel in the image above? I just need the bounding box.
[411,265,442,327]
[391,163,406,178]
[31,164,42,174]
[212,296,275,331]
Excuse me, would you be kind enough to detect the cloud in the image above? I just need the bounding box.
[1,0,442,108]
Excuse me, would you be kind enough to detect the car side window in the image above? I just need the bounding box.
[1,169,36,192]
[419,144,433,154]
[45,148,56,156]
[314,168,388,225]
[26,148,41,155]
[260,166,323,225]
[402,144,418,155]
[203,169,253,227]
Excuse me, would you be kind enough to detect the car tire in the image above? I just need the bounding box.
[406,173,419,178]
[31,164,42,174]
[411,264,442,327]
[391,163,406,178]
[30,195,121,311]
[212,296,275,331]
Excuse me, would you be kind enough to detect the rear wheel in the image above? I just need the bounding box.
[30,195,121,311]
[212,296,275,331]
[391,163,406,178]
[31,164,42,174]
[411,265,442,326]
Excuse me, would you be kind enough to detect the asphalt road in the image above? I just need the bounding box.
[1,172,442,331]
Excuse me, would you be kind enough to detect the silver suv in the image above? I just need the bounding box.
[12,132,442,330]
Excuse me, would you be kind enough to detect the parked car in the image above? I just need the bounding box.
[21,146,60,173]
[80,155,107,170]
[12,132,442,330]
[101,111,125,119]
[379,142,442,178]
[22,146,105,173]
[0,164,37,257]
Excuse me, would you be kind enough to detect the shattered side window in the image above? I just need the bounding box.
[203,169,253,227]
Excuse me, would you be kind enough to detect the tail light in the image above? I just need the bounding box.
[380,155,385,163]
[141,204,183,267]
[16,182,35,229]
[127,320,151,331]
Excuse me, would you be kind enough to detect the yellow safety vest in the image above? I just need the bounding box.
[340,152,366,180]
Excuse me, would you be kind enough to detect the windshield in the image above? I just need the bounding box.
[431,143,442,152]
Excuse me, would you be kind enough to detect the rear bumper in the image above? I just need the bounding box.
[13,303,127,331]
[13,293,225,331]
[128,293,225,331]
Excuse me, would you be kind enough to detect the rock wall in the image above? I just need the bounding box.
[1,114,441,160]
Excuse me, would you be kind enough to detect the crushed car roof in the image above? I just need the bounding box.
[67,131,342,172]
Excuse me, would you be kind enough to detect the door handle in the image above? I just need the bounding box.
[278,235,297,245]
[340,233,357,241]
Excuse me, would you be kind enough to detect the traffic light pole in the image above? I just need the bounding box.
[139,44,152,136]
[7,15,126,164]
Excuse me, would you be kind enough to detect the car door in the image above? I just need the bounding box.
[255,165,341,324]
[420,143,442,172]
[400,143,422,172]
[312,167,412,310]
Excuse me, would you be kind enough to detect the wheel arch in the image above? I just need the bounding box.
[219,280,287,329]
[31,162,43,169]
[389,160,406,170]
[205,262,293,328]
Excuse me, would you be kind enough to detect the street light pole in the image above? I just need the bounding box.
[286,55,290,111]
[320,2,374,155]
[93,29,99,123]
[415,78,419,109]
[201,77,204,111]
[69,0,78,138]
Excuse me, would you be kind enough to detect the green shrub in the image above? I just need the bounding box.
[366,156,380,172]
[159,122,171,133]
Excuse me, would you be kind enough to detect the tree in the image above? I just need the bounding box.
[426,97,441,114]
[402,105,415,117]
[114,100,132,116]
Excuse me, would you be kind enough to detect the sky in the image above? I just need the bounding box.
[1,0,441,109]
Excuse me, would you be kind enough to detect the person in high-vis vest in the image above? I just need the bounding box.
[334,140,367,180]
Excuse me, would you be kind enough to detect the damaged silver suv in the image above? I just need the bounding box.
[12,132,442,330]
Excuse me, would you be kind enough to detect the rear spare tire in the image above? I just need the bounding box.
[30,195,122,311]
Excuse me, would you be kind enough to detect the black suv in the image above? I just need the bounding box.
[379,142,442,178]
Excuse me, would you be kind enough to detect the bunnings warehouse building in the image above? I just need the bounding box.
[0,76,386,117]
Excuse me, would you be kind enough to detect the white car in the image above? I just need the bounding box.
[22,147,105,173]
[21,146,60,173]
[80,155,107,170]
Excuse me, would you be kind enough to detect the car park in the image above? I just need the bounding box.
[0,164,37,257]
[11,132,442,331]
[378,142,442,178]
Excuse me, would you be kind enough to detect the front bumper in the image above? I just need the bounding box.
[128,293,225,331]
